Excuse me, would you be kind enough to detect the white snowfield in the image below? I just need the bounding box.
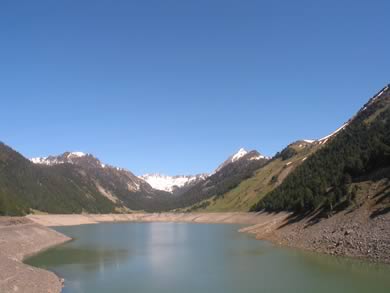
[30,157,49,164]
[68,151,86,158]
[139,174,208,193]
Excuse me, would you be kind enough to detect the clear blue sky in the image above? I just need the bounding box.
[0,0,389,175]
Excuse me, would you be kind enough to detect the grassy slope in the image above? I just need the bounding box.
[185,141,319,212]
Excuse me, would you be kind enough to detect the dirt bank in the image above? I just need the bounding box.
[26,212,290,227]
[0,217,71,293]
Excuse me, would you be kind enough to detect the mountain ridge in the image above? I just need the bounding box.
[1,84,389,216]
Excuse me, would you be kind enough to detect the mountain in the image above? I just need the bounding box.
[30,151,150,194]
[169,148,269,211]
[31,152,92,166]
[190,85,390,213]
[2,85,388,216]
[140,148,266,197]
[252,84,390,213]
[213,148,267,173]
[0,146,184,215]
[0,144,268,215]
[186,141,319,212]
[0,144,119,215]
[139,173,208,193]
[28,152,176,212]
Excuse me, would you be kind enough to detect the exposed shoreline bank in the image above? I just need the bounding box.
[0,217,71,293]
[26,212,290,227]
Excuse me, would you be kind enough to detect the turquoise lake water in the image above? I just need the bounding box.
[25,222,390,293]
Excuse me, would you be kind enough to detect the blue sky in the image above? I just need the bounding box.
[0,0,389,175]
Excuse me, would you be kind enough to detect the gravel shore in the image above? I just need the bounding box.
[0,217,70,293]
[242,200,390,264]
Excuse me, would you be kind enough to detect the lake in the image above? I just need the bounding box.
[25,222,390,293]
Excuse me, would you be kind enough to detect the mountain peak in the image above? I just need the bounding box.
[30,151,103,168]
[231,148,248,162]
[213,148,267,174]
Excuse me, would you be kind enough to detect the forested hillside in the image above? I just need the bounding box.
[0,143,196,215]
[0,143,118,215]
[252,85,390,213]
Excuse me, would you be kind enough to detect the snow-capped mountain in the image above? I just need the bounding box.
[30,151,152,194]
[29,147,269,209]
[214,148,267,173]
[140,173,208,193]
[31,151,89,165]
[163,147,269,209]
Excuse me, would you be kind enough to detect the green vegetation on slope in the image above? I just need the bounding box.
[166,153,268,212]
[186,141,318,212]
[252,86,390,213]
[0,143,118,215]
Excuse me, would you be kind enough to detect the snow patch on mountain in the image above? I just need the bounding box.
[67,152,86,158]
[31,151,88,166]
[31,157,49,164]
[249,154,266,161]
[213,148,266,174]
[318,123,349,143]
[140,173,208,193]
[313,85,390,146]
[231,148,248,162]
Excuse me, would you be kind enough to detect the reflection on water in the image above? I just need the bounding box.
[25,223,390,293]
[25,246,130,276]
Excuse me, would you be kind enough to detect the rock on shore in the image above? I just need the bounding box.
[242,200,390,264]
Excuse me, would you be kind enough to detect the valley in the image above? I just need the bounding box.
[0,85,389,292]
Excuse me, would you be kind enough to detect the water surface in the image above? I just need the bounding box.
[26,222,390,293]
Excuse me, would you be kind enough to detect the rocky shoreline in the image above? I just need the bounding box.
[0,217,71,293]
[241,201,390,264]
